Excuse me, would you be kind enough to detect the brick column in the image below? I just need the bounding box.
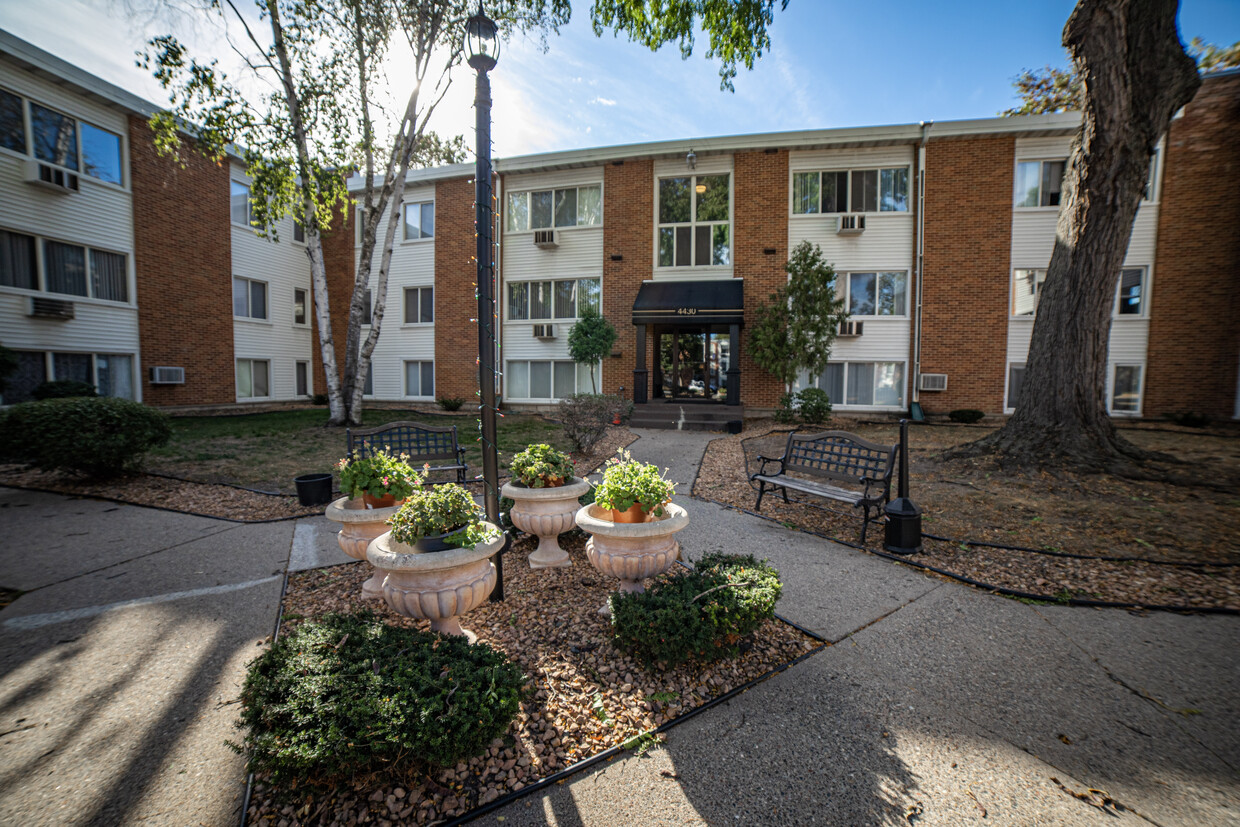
[601,160,654,400]
[434,175,485,401]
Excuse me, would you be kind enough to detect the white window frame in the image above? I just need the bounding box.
[505,183,603,233]
[790,166,911,216]
[1113,266,1148,319]
[1013,158,1066,210]
[837,271,910,318]
[506,277,601,322]
[1010,268,1047,318]
[1109,363,1144,416]
[655,173,732,270]
[233,275,269,321]
[0,87,126,188]
[504,358,600,402]
[292,219,305,244]
[1011,267,1149,319]
[293,287,308,326]
[231,181,254,228]
[403,360,435,399]
[403,285,434,325]
[295,360,310,397]
[1004,362,1026,414]
[402,201,435,242]
[235,358,271,401]
[0,229,132,305]
[812,361,908,409]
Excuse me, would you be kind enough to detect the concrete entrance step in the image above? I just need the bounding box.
[629,403,743,431]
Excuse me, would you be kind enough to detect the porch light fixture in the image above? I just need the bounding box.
[686,149,696,170]
[695,183,706,194]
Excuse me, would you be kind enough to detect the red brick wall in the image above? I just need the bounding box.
[600,160,654,399]
[1146,72,1240,419]
[435,175,485,401]
[128,115,235,406]
[920,135,1015,414]
[734,150,789,408]
[313,205,356,395]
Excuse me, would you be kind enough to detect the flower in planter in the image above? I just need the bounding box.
[592,449,676,519]
[510,443,575,488]
[388,483,500,549]
[337,447,421,502]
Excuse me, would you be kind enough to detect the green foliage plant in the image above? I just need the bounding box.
[510,443,575,487]
[336,448,419,501]
[567,307,617,393]
[592,450,676,518]
[610,553,782,668]
[32,380,98,400]
[388,483,499,549]
[311,392,329,406]
[794,387,832,424]
[0,397,171,478]
[437,396,465,412]
[233,612,525,785]
[773,392,797,424]
[748,241,849,394]
[948,409,986,424]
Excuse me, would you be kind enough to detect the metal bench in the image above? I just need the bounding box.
[750,430,897,542]
[346,421,469,485]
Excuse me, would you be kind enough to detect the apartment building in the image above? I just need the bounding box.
[2,30,1237,421]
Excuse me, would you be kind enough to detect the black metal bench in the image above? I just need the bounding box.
[346,421,469,485]
[750,430,897,542]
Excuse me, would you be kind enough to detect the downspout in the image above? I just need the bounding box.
[493,172,503,403]
[912,120,932,405]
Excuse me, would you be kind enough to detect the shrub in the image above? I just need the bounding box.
[389,483,498,548]
[311,392,329,406]
[0,397,171,477]
[557,393,612,452]
[32,380,98,400]
[948,409,985,424]
[794,387,832,424]
[498,495,516,531]
[336,448,420,501]
[510,443,575,487]
[773,392,797,424]
[1167,411,1210,428]
[437,396,464,411]
[610,553,782,668]
[592,450,675,518]
[234,612,526,785]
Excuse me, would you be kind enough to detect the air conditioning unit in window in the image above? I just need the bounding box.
[25,159,80,193]
[149,366,186,385]
[836,214,865,235]
[533,229,558,249]
[532,324,556,339]
[837,320,863,337]
[27,297,75,320]
[919,373,948,392]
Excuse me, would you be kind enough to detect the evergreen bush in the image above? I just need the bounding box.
[948,409,985,424]
[794,387,832,424]
[0,397,171,477]
[32,380,98,400]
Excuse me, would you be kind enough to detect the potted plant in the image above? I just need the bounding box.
[592,450,676,523]
[387,483,499,552]
[501,444,591,569]
[337,448,419,509]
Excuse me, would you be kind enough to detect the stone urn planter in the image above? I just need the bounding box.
[501,476,591,569]
[324,496,404,600]
[575,502,690,613]
[366,524,504,642]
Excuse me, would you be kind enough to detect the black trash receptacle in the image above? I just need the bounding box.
[727,420,743,435]
[294,473,334,506]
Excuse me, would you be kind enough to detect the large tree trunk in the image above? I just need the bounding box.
[959,0,1199,469]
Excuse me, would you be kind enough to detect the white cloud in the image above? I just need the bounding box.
[590,96,617,106]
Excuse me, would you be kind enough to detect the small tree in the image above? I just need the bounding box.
[748,241,849,395]
[567,307,616,393]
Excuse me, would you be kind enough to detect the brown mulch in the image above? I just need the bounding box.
[693,421,1240,610]
[0,427,636,523]
[246,533,820,825]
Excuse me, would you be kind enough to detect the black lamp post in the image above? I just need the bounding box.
[466,8,504,599]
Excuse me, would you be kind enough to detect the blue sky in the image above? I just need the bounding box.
[2,0,1238,158]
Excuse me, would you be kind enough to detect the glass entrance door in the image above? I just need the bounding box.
[655,328,728,400]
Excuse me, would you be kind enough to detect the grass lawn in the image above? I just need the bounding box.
[146,407,572,493]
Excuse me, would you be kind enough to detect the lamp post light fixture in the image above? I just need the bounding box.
[466,6,504,600]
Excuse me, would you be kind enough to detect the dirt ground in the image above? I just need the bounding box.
[694,420,1240,610]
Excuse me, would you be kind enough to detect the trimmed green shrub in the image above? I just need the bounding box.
[437,396,465,411]
[610,553,782,668]
[948,408,985,424]
[32,380,98,400]
[794,387,832,424]
[311,392,329,406]
[1167,411,1210,428]
[234,613,525,785]
[773,392,797,424]
[0,397,171,477]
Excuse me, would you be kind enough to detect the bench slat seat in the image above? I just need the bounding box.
[346,421,469,485]
[749,429,897,542]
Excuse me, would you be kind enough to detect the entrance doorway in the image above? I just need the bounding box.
[653,327,730,401]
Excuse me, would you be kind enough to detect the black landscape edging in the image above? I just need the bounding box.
[919,532,1240,568]
[239,571,291,827]
[0,482,310,523]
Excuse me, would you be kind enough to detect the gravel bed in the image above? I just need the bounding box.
[693,424,1240,610]
[246,533,819,825]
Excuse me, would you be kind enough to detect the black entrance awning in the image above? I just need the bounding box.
[631,279,744,326]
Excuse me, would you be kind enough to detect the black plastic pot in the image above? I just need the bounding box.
[294,473,334,506]
[411,529,462,552]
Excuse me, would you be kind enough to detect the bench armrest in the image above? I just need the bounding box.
[750,454,785,479]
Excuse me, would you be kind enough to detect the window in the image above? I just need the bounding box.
[363,363,373,396]
[91,250,127,302]
[842,272,907,317]
[1015,159,1065,207]
[657,174,730,267]
[1006,364,1026,410]
[1116,268,1144,316]
[293,220,305,243]
[233,276,268,320]
[506,184,602,232]
[295,361,309,397]
[96,354,134,399]
[1111,365,1142,413]
[80,123,122,185]
[44,240,87,297]
[792,167,908,215]
[0,351,46,405]
[31,103,77,170]
[508,278,600,320]
[361,288,373,325]
[0,230,37,290]
[293,288,307,325]
[815,361,905,407]
[506,359,595,400]
[1,88,25,153]
[231,181,252,227]
[1012,267,1145,317]
[403,202,435,240]
[236,359,270,399]
[404,286,434,324]
[1011,269,1046,316]
[404,361,434,397]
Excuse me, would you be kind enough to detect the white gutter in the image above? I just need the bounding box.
[912,120,932,405]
